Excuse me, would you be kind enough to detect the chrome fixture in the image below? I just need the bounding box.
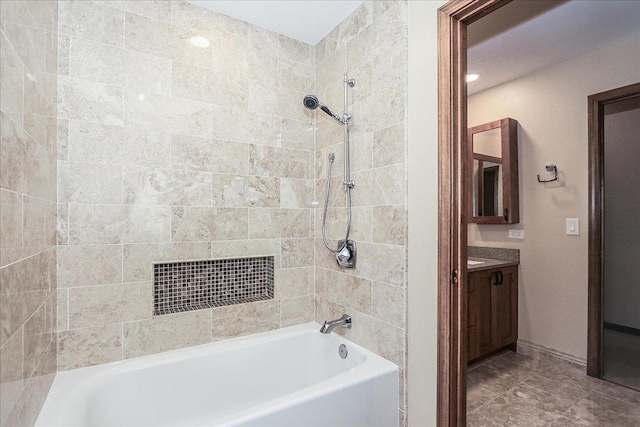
[303,74,357,269]
[338,344,348,359]
[319,314,352,334]
[537,163,558,183]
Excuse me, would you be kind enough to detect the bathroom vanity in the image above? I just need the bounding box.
[467,247,519,363]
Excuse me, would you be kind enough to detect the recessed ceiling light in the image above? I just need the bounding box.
[466,73,480,83]
[190,36,210,48]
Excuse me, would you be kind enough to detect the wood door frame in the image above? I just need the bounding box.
[587,82,640,378]
[437,0,513,425]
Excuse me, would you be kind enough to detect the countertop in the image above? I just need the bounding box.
[468,257,519,272]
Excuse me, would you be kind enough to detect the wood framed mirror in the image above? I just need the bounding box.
[468,118,519,224]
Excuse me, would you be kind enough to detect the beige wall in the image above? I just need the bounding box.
[0,1,59,425]
[312,0,408,423]
[468,35,640,359]
[55,0,316,371]
[406,1,443,426]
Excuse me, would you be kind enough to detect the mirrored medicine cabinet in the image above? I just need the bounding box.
[468,118,519,224]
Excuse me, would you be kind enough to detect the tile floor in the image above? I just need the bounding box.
[467,350,640,426]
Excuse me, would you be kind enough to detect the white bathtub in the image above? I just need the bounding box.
[36,322,399,427]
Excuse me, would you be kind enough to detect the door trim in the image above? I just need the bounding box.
[586,82,640,378]
[437,1,512,425]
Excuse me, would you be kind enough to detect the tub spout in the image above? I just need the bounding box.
[319,314,352,334]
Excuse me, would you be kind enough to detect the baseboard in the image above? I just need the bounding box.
[604,322,640,337]
[517,339,587,369]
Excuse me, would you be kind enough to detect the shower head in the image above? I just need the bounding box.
[303,94,343,123]
[303,95,319,110]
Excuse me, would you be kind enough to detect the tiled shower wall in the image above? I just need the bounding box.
[313,0,408,423]
[0,1,59,425]
[55,0,316,370]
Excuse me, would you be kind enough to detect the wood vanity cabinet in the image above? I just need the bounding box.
[467,266,518,362]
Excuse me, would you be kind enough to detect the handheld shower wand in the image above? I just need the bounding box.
[303,74,357,268]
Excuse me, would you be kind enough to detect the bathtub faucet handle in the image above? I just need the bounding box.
[319,314,352,334]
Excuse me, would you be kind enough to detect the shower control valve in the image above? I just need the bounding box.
[344,180,355,190]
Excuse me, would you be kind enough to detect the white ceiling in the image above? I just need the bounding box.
[468,0,640,95]
[188,1,364,45]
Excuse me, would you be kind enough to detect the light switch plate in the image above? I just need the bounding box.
[508,229,524,239]
[566,218,580,235]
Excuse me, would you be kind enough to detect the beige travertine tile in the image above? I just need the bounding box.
[351,82,405,137]
[69,282,152,329]
[346,2,406,71]
[23,70,57,120]
[350,132,374,172]
[0,31,24,127]
[1,21,46,73]
[323,0,373,58]
[172,62,248,109]
[170,135,248,175]
[280,178,314,208]
[212,105,281,146]
[212,300,280,341]
[316,206,373,243]
[123,166,212,207]
[248,81,311,122]
[123,242,211,282]
[372,282,404,327]
[58,324,122,371]
[372,43,407,93]
[57,288,69,332]
[211,174,280,208]
[22,195,45,257]
[23,300,53,380]
[280,295,314,327]
[68,204,170,245]
[323,270,372,314]
[281,119,314,151]
[316,46,347,92]
[124,12,211,68]
[351,163,405,207]
[56,118,69,160]
[347,310,403,366]
[315,37,326,64]
[171,207,248,242]
[315,113,344,151]
[69,37,172,96]
[58,161,123,204]
[245,47,280,86]
[57,34,69,76]
[56,203,69,245]
[315,294,346,325]
[58,0,124,47]
[355,242,405,286]
[210,239,280,268]
[57,76,123,126]
[0,153,57,201]
[275,267,312,299]
[4,338,56,427]
[0,1,35,27]
[281,238,314,268]
[0,189,22,267]
[248,208,312,239]
[68,120,170,168]
[99,1,172,22]
[123,310,211,358]
[170,0,248,41]
[373,122,404,168]
[57,244,122,287]
[0,328,24,427]
[249,145,312,179]
[248,25,309,65]
[278,60,313,93]
[372,205,405,245]
[124,88,213,138]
